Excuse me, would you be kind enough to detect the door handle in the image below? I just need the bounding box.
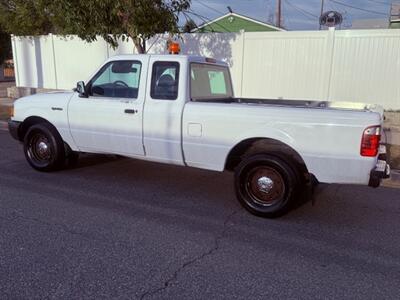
[124,109,138,114]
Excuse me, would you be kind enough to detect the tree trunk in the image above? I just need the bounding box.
[132,36,146,54]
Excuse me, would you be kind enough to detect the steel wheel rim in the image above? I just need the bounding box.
[245,166,286,206]
[27,132,52,165]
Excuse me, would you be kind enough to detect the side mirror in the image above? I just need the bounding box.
[75,81,88,98]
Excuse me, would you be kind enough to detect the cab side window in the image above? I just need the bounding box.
[89,60,141,99]
[150,62,180,100]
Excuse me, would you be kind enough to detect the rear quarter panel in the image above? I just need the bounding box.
[183,102,382,184]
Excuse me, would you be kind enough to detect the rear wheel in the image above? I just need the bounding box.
[23,123,66,172]
[234,154,298,218]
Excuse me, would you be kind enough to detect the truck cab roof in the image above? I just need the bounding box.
[105,54,229,67]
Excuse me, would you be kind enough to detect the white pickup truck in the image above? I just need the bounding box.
[8,54,390,218]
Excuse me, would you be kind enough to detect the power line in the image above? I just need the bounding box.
[283,5,294,30]
[181,11,204,30]
[179,11,198,30]
[195,0,225,15]
[327,0,388,16]
[185,10,232,32]
[186,10,219,31]
[284,0,319,20]
[364,0,392,6]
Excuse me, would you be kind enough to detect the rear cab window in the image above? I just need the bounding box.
[150,61,180,100]
[190,63,233,101]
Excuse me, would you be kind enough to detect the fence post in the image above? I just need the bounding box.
[50,34,58,89]
[11,35,20,87]
[237,29,246,98]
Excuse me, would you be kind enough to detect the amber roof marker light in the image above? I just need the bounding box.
[205,57,217,63]
[168,42,181,55]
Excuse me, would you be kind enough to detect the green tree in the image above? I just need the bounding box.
[0,0,55,64]
[0,28,12,64]
[0,0,191,54]
[0,0,55,35]
[182,18,197,33]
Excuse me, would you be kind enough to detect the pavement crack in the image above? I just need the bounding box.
[139,209,239,300]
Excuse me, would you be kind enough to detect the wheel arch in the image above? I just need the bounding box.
[224,137,309,178]
[18,116,52,141]
[19,116,77,153]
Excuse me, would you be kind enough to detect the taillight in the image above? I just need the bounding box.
[360,126,381,157]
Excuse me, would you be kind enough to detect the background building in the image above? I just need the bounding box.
[194,12,283,33]
[390,2,400,29]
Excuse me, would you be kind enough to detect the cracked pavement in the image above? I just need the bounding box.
[1,130,400,299]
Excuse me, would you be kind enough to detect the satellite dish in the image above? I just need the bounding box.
[320,11,343,27]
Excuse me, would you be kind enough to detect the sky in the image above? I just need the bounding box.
[185,0,395,30]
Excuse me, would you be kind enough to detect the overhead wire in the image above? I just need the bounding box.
[185,9,233,32]
[327,0,388,16]
[185,10,219,32]
[189,0,390,32]
[195,0,225,15]
[284,0,319,20]
[179,10,198,30]
[364,0,392,5]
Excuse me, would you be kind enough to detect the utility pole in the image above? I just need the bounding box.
[319,0,325,30]
[276,0,282,28]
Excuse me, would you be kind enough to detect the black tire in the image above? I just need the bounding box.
[23,123,66,172]
[234,154,298,218]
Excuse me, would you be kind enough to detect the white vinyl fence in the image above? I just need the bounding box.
[11,29,400,109]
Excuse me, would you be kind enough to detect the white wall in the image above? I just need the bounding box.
[11,29,400,109]
[329,30,400,109]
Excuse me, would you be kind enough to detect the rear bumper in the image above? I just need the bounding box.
[8,120,21,141]
[368,145,391,188]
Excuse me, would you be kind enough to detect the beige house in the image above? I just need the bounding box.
[390,2,400,28]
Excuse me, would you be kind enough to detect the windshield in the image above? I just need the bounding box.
[190,63,233,101]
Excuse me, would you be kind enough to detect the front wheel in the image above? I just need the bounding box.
[23,123,66,172]
[234,154,299,218]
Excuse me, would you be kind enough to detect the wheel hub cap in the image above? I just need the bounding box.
[28,133,52,163]
[247,167,285,206]
[257,176,274,194]
[38,141,49,156]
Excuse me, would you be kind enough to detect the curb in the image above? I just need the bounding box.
[383,169,400,189]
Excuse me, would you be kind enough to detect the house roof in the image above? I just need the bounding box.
[193,12,285,32]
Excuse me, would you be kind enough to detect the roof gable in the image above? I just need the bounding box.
[194,12,284,32]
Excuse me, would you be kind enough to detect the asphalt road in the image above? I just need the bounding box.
[1,130,400,299]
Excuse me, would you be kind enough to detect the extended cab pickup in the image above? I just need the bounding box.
[8,54,390,218]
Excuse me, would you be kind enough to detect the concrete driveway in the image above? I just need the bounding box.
[1,131,400,299]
